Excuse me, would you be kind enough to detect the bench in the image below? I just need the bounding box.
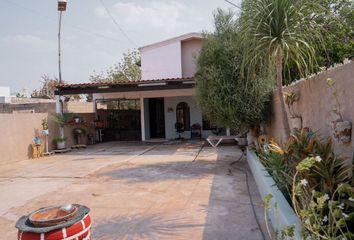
[206,135,240,148]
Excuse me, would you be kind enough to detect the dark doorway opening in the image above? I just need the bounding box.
[149,98,165,138]
[96,99,141,141]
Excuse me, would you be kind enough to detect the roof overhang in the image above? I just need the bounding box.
[55,78,195,95]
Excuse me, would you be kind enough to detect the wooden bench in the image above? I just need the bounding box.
[206,135,240,148]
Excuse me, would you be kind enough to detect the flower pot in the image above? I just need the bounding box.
[290,117,302,130]
[42,129,49,135]
[74,117,80,123]
[331,120,352,143]
[57,141,66,150]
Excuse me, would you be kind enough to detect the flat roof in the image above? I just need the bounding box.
[55,77,195,95]
[139,32,203,51]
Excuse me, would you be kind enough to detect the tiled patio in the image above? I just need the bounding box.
[0,141,268,239]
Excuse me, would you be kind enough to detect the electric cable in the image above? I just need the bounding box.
[2,0,125,43]
[98,0,137,47]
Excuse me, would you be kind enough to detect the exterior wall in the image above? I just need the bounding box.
[0,111,94,164]
[268,62,354,159]
[0,87,11,103]
[164,96,211,140]
[93,88,195,101]
[141,41,182,80]
[181,39,203,78]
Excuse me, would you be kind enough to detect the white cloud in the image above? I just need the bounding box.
[95,1,198,30]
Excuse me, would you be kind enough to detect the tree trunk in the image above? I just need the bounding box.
[275,47,291,139]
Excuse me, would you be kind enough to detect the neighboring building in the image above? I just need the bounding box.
[0,87,11,103]
[56,33,214,141]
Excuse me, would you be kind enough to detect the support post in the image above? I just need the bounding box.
[140,97,146,141]
[226,127,231,136]
[55,95,62,113]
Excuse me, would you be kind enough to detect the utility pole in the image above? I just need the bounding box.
[58,0,67,84]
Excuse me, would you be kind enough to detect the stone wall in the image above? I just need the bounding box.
[267,61,354,159]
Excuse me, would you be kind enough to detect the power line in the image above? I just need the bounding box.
[224,0,242,10]
[2,0,125,43]
[98,0,137,47]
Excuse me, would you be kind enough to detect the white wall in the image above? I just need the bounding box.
[0,86,11,103]
[163,96,211,140]
[181,39,202,78]
[141,41,182,80]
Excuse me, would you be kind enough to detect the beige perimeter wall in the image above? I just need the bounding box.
[0,104,95,165]
[268,61,354,159]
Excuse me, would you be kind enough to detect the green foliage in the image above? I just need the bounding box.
[31,75,66,99]
[196,9,273,130]
[51,113,73,127]
[41,118,48,130]
[90,50,141,82]
[315,0,354,67]
[72,128,87,137]
[257,130,353,238]
[239,0,324,83]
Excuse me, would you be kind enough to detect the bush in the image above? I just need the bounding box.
[256,129,353,238]
[196,9,273,131]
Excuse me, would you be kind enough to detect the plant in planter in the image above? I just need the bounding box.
[284,91,302,130]
[52,137,67,150]
[327,78,352,143]
[72,128,87,145]
[51,113,73,149]
[42,118,49,135]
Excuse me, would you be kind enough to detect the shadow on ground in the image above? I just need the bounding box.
[93,214,204,240]
[98,160,216,183]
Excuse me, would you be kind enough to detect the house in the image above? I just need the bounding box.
[55,32,215,142]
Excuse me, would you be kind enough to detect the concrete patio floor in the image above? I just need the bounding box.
[0,141,268,240]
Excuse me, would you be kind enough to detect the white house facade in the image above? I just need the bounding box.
[56,33,214,142]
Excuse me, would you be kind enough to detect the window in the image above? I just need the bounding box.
[176,102,190,131]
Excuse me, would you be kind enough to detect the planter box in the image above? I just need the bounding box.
[247,150,302,239]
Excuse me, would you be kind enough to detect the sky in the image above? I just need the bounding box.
[0,0,241,93]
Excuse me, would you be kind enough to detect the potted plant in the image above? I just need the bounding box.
[284,91,302,130]
[42,118,49,135]
[73,116,80,124]
[51,113,73,149]
[327,78,352,143]
[53,137,67,150]
[72,127,87,145]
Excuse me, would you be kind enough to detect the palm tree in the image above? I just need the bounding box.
[239,0,323,138]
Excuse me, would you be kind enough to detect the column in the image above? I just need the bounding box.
[140,96,146,141]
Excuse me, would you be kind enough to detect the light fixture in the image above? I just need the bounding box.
[58,0,67,11]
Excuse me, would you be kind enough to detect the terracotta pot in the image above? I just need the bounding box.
[331,120,352,143]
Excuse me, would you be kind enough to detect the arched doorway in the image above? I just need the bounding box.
[176,102,190,131]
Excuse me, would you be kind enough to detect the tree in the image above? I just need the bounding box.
[90,50,141,82]
[196,9,273,131]
[316,0,354,66]
[31,75,65,99]
[239,0,324,138]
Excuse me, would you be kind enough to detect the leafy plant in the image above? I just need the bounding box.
[239,0,324,138]
[72,128,87,145]
[51,113,73,139]
[196,9,273,130]
[284,92,300,119]
[292,157,354,239]
[41,118,48,130]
